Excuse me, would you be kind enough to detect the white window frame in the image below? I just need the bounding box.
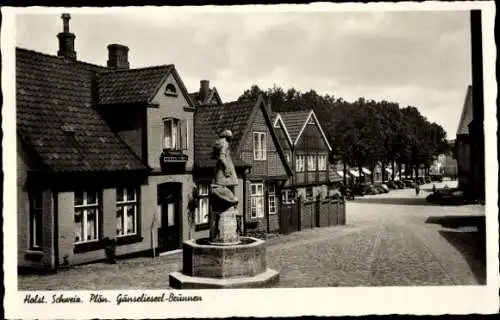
[268,184,277,215]
[29,191,43,250]
[296,155,305,172]
[195,184,210,225]
[74,190,101,244]
[116,188,138,237]
[253,132,267,160]
[250,183,264,218]
[318,155,327,171]
[308,155,317,171]
[163,118,180,150]
[286,152,291,163]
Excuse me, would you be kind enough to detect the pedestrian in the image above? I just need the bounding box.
[415,183,420,196]
[432,184,436,193]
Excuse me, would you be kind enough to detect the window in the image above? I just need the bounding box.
[268,184,277,215]
[116,188,138,237]
[74,190,101,243]
[308,155,317,171]
[165,83,177,96]
[306,187,313,200]
[281,190,295,204]
[164,118,179,149]
[163,118,188,151]
[296,155,305,172]
[318,155,327,171]
[29,191,43,250]
[253,132,267,160]
[250,183,264,218]
[195,184,209,225]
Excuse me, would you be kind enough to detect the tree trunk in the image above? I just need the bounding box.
[381,161,385,182]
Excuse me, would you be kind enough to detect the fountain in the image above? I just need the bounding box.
[169,130,279,289]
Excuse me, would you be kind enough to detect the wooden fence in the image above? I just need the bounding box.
[279,195,346,234]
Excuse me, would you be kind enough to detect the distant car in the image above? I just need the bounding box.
[430,174,443,182]
[380,184,390,193]
[394,181,405,189]
[386,181,397,189]
[360,183,378,195]
[351,184,365,196]
[416,177,425,185]
[403,180,416,188]
[374,185,388,193]
[424,176,431,184]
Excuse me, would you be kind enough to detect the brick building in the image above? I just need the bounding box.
[272,110,333,203]
[194,97,292,235]
[17,14,212,270]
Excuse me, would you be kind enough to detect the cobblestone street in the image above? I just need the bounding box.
[18,182,486,290]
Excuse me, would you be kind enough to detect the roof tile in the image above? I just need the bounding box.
[16,48,147,173]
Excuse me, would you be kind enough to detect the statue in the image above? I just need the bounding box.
[210,130,240,244]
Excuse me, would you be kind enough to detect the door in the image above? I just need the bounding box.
[157,183,181,252]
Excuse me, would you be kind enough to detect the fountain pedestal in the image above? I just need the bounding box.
[169,204,279,289]
[169,237,279,289]
[169,129,279,289]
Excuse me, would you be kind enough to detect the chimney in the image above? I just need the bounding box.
[57,13,77,61]
[107,44,130,69]
[199,80,210,102]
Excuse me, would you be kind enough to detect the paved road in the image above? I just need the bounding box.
[269,181,486,287]
[18,181,486,290]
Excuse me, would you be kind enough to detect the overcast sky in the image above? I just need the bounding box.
[16,9,471,138]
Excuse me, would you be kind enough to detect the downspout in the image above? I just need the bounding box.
[53,191,60,271]
[242,169,247,236]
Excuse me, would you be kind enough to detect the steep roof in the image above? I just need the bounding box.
[16,48,147,173]
[456,85,473,135]
[278,110,312,142]
[98,65,173,105]
[194,97,292,176]
[194,99,255,168]
[278,109,332,151]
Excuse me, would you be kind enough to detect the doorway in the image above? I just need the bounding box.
[157,183,182,253]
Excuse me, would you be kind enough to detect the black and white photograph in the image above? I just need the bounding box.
[2,2,498,318]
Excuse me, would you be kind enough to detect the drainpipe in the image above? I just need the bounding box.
[242,169,248,236]
[53,191,60,271]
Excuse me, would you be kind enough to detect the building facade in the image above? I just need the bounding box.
[273,110,333,203]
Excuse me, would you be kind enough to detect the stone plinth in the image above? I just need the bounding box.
[212,207,239,244]
[169,237,279,289]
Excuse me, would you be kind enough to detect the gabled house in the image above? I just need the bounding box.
[189,80,223,106]
[455,85,473,192]
[273,110,333,203]
[194,97,292,235]
[17,14,204,271]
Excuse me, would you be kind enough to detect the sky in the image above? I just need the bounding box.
[16,9,472,138]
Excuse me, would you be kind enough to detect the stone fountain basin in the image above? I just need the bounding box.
[182,237,266,279]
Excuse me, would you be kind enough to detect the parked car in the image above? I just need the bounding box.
[394,180,405,189]
[426,188,467,205]
[424,176,431,184]
[416,177,425,185]
[374,185,387,194]
[430,174,443,182]
[379,183,390,193]
[360,183,378,195]
[386,181,397,189]
[403,180,416,188]
[351,184,365,196]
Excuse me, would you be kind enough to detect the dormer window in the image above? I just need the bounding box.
[164,83,177,97]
